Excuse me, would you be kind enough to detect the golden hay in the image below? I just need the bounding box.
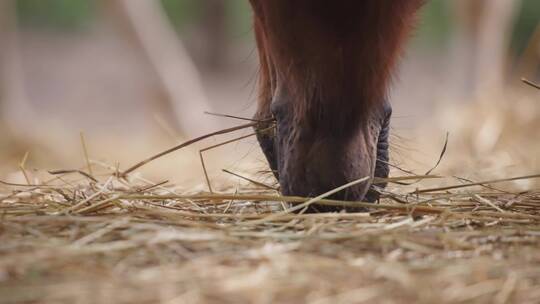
[1,89,540,303]
[1,161,540,303]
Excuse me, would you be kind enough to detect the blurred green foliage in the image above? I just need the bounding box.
[414,0,452,47]
[225,0,252,38]
[160,0,203,31]
[17,0,95,29]
[513,0,540,54]
[160,0,252,36]
[14,0,540,54]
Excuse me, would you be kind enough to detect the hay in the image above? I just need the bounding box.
[1,150,540,304]
[2,89,540,303]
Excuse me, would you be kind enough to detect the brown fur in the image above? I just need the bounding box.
[249,1,424,207]
[251,0,423,132]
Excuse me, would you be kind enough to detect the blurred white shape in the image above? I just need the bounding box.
[474,112,503,154]
[115,0,219,138]
[449,0,521,100]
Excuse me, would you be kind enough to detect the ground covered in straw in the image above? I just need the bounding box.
[2,85,540,303]
[1,165,540,304]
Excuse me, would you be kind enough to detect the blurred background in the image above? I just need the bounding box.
[0,0,539,189]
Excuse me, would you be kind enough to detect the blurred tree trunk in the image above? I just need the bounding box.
[474,0,521,92]
[450,0,521,99]
[201,0,228,70]
[0,0,35,136]
[101,0,218,138]
[0,0,49,160]
[0,1,7,116]
[0,0,16,125]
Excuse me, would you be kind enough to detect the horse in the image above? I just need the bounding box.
[249,0,424,211]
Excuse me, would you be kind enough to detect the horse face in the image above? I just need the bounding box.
[251,0,420,210]
[256,84,392,211]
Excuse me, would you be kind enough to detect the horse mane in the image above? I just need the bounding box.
[251,0,423,133]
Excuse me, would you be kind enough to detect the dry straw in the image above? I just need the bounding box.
[1,111,540,303]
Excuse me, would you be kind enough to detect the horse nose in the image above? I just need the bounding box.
[280,179,371,213]
[280,142,373,199]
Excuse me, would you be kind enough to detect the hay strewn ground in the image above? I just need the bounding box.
[2,164,540,303]
[1,91,540,304]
